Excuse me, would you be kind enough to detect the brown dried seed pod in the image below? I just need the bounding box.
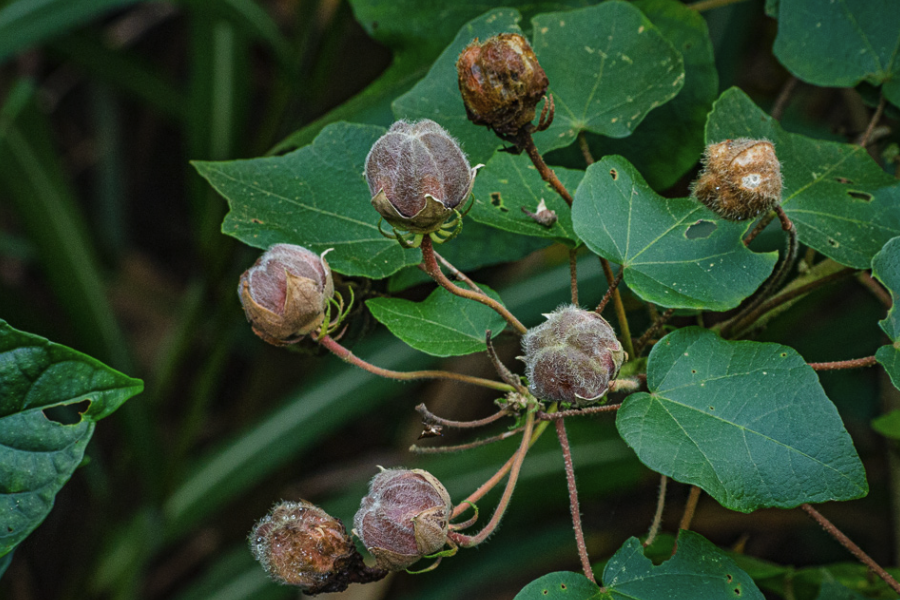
[238,244,334,346]
[249,500,357,592]
[521,305,626,406]
[457,33,549,135]
[692,138,783,221]
[353,468,452,571]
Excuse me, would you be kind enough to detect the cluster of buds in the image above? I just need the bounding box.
[457,33,550,137]
[691,138,783,221]
[365,119,478,246]
[521,305,626,406]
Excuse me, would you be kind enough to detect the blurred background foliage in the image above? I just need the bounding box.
[0,0,897,598]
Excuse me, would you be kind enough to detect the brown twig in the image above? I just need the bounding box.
[808,356,878,371]
[644,474,668,547]
[859,94,887,148]
[415,403,509,429]
[420,237,527,335]
[801,503,900,595]
[318,336,514,391]
[521,131,573,206]
[743,210,777,246]
[679,486,702,532]
[578,131,595,166]
[569,248,580,305]
[635,308,675,356]
[409,426,525,454]
[857,271,892,308]
[596,268,624,315]
[555,418,595,583]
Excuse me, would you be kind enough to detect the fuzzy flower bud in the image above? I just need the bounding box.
[353,468,452,571]
[238,244,334,346]
[249,500,356,593]
[365,120,478,235]
[521,305,626,406]
[692,138,783,221]
[457,33,549,135]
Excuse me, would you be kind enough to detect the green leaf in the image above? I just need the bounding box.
[515,531,763,599]
[470,151,583,246]
[872,410,900,440]
[0,320,143,557]
[392,8,523,166]
[814,579,869,600]
[617,327,868,512]
[706,87,900,269]
[366,285,508,357]
[773,0,900,108]
[572,155,777,310]
[530,1,685,154]
[196,121,421,279]
[0,0,145,63]
[871,236,900,389]
[551,0,717,191]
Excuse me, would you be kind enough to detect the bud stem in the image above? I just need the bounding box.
[644,474,668,548]
[521,131,573,206]
[416,403,509,429]
[569,249,580,305]
[420,237,528,335]
[808,356,878,371]
[600,257,635,358]
[634,308,675,357]
[318,335,515,391]
[555,417,595,583]
[450,410,536,548]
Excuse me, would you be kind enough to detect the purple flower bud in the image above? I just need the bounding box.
[365,120,478,234]
[238,244,334,346]
[521,305,626,406]
[249,500,356,592]
[353,468,452,571]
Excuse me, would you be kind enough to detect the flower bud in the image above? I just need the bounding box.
[692,138,783,221]
[249,500,356,592]
[457,33,549,135]
[353,468,452,571]
[238,244,334,346]
[365,120,477,235]
[521,305,626,406]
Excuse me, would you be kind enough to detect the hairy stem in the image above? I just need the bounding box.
[434,250,485,294]
[420,237,527,335]
[808,356,878,371]
[318,336,514,391]
[570,248,580,305]
[521,131,573,206]
[451,411,536,547]
[635,308,675,356]
[743,211,777,246]
[578,131,595,166]
[486,331,529,395]
[679,486,702,532]
[538,403,621,421]
[801,503,900,595]
[556,418,595,583]
[644,474,668,547]
[410,426,525,454]
[770,76,798,121]
[860,94,887,148]
[857,271,892,308]
[600,258,635,357]
[416,403,509,429]
[596,267,623,315]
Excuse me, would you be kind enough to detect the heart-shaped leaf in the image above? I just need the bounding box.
[366,285,508,357]
[572,155,777,310]
[617,327,868,512]
[773,0,900,108]
[871,236,900,389]
[197,122,422,279]
[0,320,143,557]
[515,531,763,599]
[706,87,900,269]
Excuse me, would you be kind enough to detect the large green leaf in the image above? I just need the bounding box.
[0,320,143,557]
[617,327,868,512]
[871,236,900,390]
[530,1,685,154]
[470,151,583,246]
[550,0,717,190]
[196,122,420,279]
[773,0,900,108]
[515,531,763,599]
[392,9,523,166]
[366,285,508,357]
[572,155,777,310]
[706,87,900,269]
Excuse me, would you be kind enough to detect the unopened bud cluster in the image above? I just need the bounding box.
[353,468,452,571]
[457,33,549,135]
[365,119,477,235]
[521,305,626,406]
[692,138,783,221]
[238,244,334,346]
